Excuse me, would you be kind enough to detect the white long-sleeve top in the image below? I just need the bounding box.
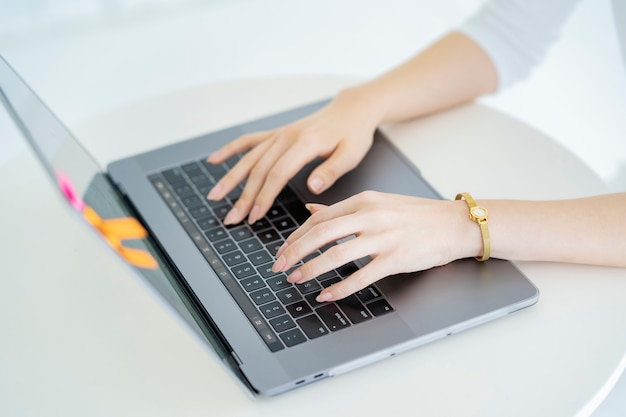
[458,0,582,89]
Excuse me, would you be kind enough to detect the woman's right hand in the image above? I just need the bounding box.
[205,88,383,225]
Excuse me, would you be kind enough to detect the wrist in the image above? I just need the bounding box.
[335,84,389,127]
[451,199,485,261]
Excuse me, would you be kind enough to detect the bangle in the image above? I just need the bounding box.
[455,192,490,261]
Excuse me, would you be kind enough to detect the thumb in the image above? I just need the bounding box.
[307,142,367,194]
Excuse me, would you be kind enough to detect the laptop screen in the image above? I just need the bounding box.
[0,55,232,362]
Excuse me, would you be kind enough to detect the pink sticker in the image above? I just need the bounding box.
[56,171,85,211]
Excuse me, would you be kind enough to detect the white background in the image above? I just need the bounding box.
[0,0,624,415]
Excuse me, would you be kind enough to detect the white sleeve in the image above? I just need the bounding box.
[458,0,582,89]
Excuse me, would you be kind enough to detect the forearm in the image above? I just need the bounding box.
[340,31,498,125]
[472,193,626,267]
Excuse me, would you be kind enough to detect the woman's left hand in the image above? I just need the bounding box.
[271,191,481,302]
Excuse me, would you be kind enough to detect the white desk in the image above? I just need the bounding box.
[2,76,625,417]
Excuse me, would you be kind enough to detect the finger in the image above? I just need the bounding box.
[207,139,272,201]
[285,237,375,285]
[249,140,329,223]
[207,130,273,164]
[274,212,361,273]
[316,257,388,302]
[283,195,361,247]
[307,141,369,194]
[224,137,293,224]
[305,203,327,214]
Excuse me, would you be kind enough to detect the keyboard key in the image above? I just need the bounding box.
[162,167,186,185]
[337,295,372,324]
[180,195,205,209]
[296,280,321,295]
[366,299,393,316]
[240,276,266,292]
[223,250,246,266]
[248,249,273,266]
[224,154,241,169]
[240,237,263,253]
[286,300,312,318]
[202,160,227,180]
[189,205,211,219]
[188,172,212,188]
[266,240,284,256]
[230,226,253,241]
[272,216,296,232]
[232,262,256,279]
[214,238,237,254]
[196,215,219,230]
[250,218,272,232]
[172,183,196,198]
[227,186,242,201]
[279,328,307,347]
[356,286,382,303]
[337,261,359,277]
[181,161,202,175]
[266,275,292,292]
[267,205,286,219]
[269,315,296,333]
[259,229,281,244]
[260,301,286,319]
[316,304,351,331]
[320,276,341,288]
[297,314,329,339]
[257,263,280,279]
[276,287,302,305]
[250,288,276,305]
[213,204,231,220]
[205,226,227,242]
[305,291,328,309]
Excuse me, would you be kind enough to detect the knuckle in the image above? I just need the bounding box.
[310,222,332,239]
[326,244,348,263]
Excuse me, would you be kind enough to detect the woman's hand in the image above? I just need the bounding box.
[205,89,382,225]
[271,191,482,302]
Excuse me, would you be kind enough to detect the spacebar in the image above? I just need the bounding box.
[149,175,284,352]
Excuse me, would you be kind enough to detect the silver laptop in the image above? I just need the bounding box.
[0,55,538,396]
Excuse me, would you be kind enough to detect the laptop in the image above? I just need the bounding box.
[0,55,539,396]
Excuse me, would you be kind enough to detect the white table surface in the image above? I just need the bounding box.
[1,76,625,417]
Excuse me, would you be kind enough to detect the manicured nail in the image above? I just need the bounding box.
[248,205,260,224]
[316,292,333,303]
[308,177,324,194]
[287,270,302,283]
[223,207,239,225]
[207,184,223,200]
[272,255,286,272]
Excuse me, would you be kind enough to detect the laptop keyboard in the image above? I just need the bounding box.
[149,156,393,352]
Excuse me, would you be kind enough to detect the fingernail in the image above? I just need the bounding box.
[207,184,223,200]
[272,255,286,272]
[308,177,324,194]
[275,241,288,258]
[287,270,302,283]
[223,207,239,225]
[248,205,260,224]
[207,151,221,162]
[316,292,333,303]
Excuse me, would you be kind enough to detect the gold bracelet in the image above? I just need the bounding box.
[455,192,490,261]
